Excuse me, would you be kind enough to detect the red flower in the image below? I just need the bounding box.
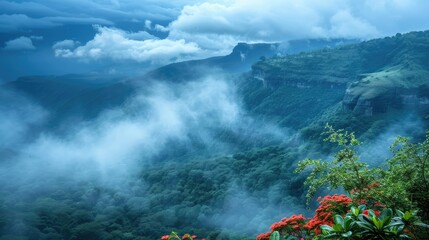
[161,235,169,240]
[258,194,353,238]
[305,195,352,235]
[256,231,272,240]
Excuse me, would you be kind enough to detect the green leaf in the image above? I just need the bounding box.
[321,225,335,232]
[285,235,299,240]
[334,215,344,227]
[399,234,413,239]
[351,206,359,217]
[270,231,280,240]
[403,211,412,221]
[358,205,366,213]
[341,231,352,238]
[333,223,343,232]
[356,221,373,232]
[414,221,429,228]
[344,217,355,230]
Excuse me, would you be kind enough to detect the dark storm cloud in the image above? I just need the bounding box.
[0,0,201,33]
[0,14,59,32]
[0,14,113,32]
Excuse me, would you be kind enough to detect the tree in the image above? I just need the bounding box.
[295,124,378,206]
[296,124,429,223]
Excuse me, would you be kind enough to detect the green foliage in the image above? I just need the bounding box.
[378,132,429,220]
[238,78,345,130]
[0,146,301,240]
[295,125,429,238]
[295,124,377,206]
[296,124,429,223]
[320,215,355,239]
[252,30,429,101]
[320,205,429,240]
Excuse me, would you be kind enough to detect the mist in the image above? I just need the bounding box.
[0,73,297,237]
[0,89,48,149]
[358,115,425,167]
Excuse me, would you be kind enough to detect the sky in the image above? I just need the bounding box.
[1,0,429,81]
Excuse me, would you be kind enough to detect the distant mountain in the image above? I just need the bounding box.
[2,33,428,141]
[1,39,356,126]
[146,39,358,81]
[1,74,135,130]
[243,31,429,138]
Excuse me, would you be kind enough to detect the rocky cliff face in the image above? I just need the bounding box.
[343,87,429,116]
[250,30,429,117]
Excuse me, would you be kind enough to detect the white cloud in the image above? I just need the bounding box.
[55,26,203,63]
[154,24,169,32]
[52,39,79,49]
[144,19,152,29]
[4,36,35,50]
[167,0,429,52]
[126,30,157,40]
[327,10,378,39]
[168,0,375,51]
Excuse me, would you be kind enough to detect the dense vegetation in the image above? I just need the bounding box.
[0,145,310,239]
[255,127,429,239]
[245,30,429,139]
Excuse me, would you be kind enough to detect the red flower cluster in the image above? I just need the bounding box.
[304,195,352,235]
[270,214,308,232]
[161,233,198,240]
[256,195,352,238]
[257,214,310,239]
[256,231,272,240]
[181,234,197,240]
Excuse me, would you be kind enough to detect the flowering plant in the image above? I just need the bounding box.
[161,232,199,240]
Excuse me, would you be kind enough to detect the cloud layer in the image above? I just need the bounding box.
[54,26,203,63]
[168,0,429,49]
[50,0,429,64]
[3,0,429,67]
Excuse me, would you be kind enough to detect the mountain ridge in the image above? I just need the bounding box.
[249,31,429,118]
